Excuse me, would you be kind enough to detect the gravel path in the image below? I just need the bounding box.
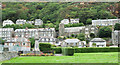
[54,54,63,56]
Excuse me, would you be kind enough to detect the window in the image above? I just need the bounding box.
[23,43,25,45]
[97,45,99,47]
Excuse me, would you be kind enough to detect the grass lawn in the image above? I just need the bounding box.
[1,52,118,63]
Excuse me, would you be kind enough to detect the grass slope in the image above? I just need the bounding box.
[1,52,118,63]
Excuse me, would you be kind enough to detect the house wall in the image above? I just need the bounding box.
[89,42,106,47]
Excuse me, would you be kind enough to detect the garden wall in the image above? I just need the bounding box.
[0,51,18,62]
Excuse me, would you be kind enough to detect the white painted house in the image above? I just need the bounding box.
[16,19,26,25]
[92,19,120,26]
[89,38,106,47]
[27,21,34,25]
[61,19,69,24]
[70,18,79,24]
[3,19,14,27]
[35,19,43,25]
[61,39,86,47]
[4,37,31,51]
[0,28,14,40]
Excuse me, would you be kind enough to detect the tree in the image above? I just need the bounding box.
[98,26,112,38]
[0,38,5,45]
[86,18,92,24]
[77,33,85,41]
[92,43,96,47]
[90,33,95,38]
[114,23,120,30]
[29,38,35,48]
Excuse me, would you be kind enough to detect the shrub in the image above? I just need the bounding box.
[51,47,62,54]
[39,43,52,51]
[74,47,118,53]
[51,44,57,47]
[62,47,74,56]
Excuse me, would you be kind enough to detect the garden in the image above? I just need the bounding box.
[0,43,119,65]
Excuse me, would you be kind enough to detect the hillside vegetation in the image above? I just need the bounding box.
[2,2,120,25]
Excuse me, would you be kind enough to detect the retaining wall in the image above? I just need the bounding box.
[0,51,18,62]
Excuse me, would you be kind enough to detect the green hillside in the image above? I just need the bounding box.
[2,2,120,25]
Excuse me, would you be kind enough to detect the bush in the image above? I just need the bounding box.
[62,47,74,56]
[39,43,52,51]
[51,47,62,54]
[51,45,57,47]
[74,47,118,53]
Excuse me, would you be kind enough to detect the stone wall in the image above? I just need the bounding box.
[0,51,18,62]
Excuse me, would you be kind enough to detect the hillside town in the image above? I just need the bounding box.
[0,18,120,52]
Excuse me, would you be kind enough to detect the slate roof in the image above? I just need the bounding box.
[91,38,106,42]
[64,26,85,32]
[64,39,80,43]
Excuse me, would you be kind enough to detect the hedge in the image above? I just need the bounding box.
[62,47,74,56]
[51,47,118,53]
[74,47,118,53]
[39,43,52,51]
[51,47,62,54]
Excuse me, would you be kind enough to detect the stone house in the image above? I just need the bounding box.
[89,38,106,47]
[3,19,14,27]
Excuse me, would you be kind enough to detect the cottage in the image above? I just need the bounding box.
[35,19,43,25]
[92,19,120,26]
[3,19,14,27]
[61,19,69,24]
[61,39,85,47]
[16,19,26,25]
[89,38,106,47]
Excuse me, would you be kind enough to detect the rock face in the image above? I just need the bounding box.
[0,51,18,62]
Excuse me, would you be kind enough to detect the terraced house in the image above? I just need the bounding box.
[92,19,120,26]
[0,28,14,40]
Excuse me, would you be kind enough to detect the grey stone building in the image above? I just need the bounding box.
[112,30,120,45]
[59,24,98,38]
